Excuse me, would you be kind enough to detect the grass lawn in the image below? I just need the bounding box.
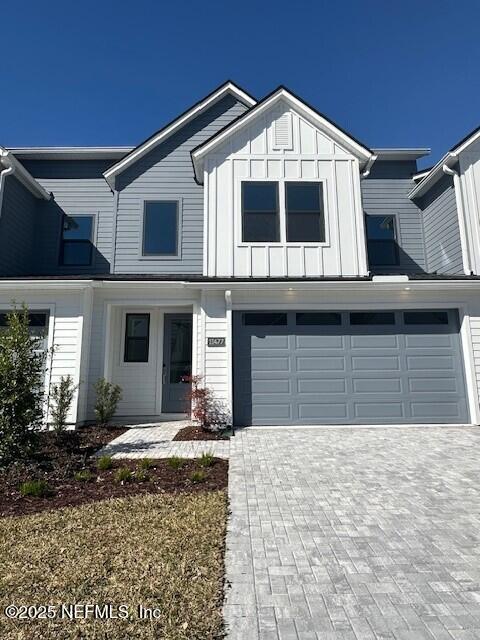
[0,491,227,639]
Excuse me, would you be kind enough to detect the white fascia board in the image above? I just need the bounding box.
[103,82,256,188]
[452,128,480,155]
[0,149,50,200]
[192,88,373,183]
[0,279,94,291]
[408,152,454,199]
[9,147,134,160]
[372,148,430,161]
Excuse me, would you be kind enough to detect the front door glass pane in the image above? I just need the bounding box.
[169,319,192,383]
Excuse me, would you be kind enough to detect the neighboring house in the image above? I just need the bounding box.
[1,81,480,427]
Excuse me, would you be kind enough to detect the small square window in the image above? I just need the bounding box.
[242,182,279,243]
[143,201,179,256]
[124,314,150,362]
[286,182,325,243]
[366,215,399,267]
[60,215,93,266]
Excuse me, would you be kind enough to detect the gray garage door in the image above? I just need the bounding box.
[233,310,469,426]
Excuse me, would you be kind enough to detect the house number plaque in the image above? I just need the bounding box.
[207,337,226,347]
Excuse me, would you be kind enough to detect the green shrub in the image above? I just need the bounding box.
[139,458,154,470]
[51,375,78,433]
[94,378,122,426]
[135,469,150,483]
[0,305,46,466]
[97,455,113,471]
[190,470,206,484]
[115,467,133,483]
[74,469,93,482]
[20,480,51,497]
[198,452,215,468]
[167,456,185,470]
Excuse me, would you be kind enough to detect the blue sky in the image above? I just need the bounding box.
[2,0,479,167]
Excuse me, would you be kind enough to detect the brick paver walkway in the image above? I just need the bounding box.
[97,421,230,459]
[224,426,480,640]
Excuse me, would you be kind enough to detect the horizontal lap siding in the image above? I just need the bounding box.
[114,96,248,275]
[0,175,37,275]
[202,292,228,403]
[420,174,463,275]
[361,161,426,273]
[0,292,82,424]
[22,160,115,275]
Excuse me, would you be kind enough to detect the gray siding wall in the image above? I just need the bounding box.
[22,160,115,275]
[419,174,463,275]
[114,95,248,274]
[361,160,426,273]
[0,174,37,276]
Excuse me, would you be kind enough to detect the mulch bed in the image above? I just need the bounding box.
[0,425,227,518]
[173,424,230,441]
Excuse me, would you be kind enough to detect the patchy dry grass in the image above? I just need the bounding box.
[0,491,227,639]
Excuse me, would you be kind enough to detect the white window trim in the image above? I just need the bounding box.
[236,178,330,248]
[139,198,183,261]
[121,310,152,367]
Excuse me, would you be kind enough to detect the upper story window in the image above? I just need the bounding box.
[60,215,93,266]
[242,182,279,242]
[143,201,179,256]
[366,214,399,267]
[241,181,325,243]
[286,182,325,242]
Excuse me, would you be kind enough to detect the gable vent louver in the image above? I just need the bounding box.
[273,112,293,149]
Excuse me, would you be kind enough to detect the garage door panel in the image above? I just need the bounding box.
[405,334,454,348]
[233,309,469,425]
[407,355,456,371]
[351,335,400,348]
[298,378,347,393]
[252,356,291,372]
[352,356,401,371]
[296,356,346,371]
[295,335,345,349]
[353,378,402,393]
[411,402,463,418]
[354,402,405,419]
[298,403,348,419]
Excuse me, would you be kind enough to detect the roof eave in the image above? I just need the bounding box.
[103,81,257,188]
[0,149,51,200]
[191,87,373,184]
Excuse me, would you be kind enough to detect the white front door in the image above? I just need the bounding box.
[112,308,161,416]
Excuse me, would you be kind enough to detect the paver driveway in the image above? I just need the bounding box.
[224,427,480,640]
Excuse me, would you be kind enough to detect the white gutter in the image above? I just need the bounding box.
[443,163,473,275]
[0,148,51,200]
[0,163,14,215]
[361,154,377,179]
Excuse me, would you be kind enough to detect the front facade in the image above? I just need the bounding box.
[2,82,480,427]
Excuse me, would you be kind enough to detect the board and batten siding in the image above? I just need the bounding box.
[204,100,368,278]
[418,174,463,275]
[22,160,115,275]
[361,161,426,273]
[0,174,37,276]
[113,95,248,275]
[458,140,480,275]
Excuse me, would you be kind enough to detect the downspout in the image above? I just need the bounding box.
[361,154,377,179]
[443,163,472,275]
[0,152,15,216]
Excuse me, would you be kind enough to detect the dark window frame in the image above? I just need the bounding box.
[365,214,399,267]
[404,311,449,325]
[142,200,180,258]
[350,312,396,326]
[285,181,325,243]
[241,181,280,243]
[296,312,341,326]
[242,312,287,326]
[124,313,150,363]
[59,214,94,267]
